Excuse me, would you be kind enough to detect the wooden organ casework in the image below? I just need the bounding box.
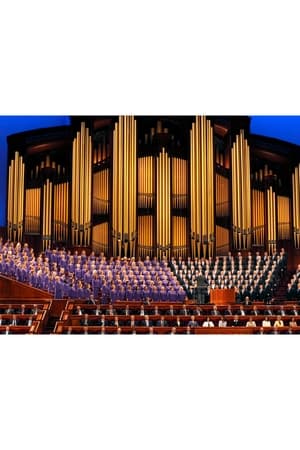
[6,116,300,258]
[7,126,73,252]
[292,163,300,248]
[249,137,295,254]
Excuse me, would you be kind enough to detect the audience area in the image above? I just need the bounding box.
[53,300,300,334]
[0,301,49,334]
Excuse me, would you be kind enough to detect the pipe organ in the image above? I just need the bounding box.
[190,116,215,259]
[92,222,109,255]
[172,158,187,209]
[267,186,277,254]
[6,116,300,257]
[42,179,53,251]
[71,122,92,247]
[277,196,290,240]
[138,156,154,209]
[231,130,251,250]
[93,170,109,215]
[24,188,41,234]
[171,157,188,258]
[112,116,137,258]
[216,225,230,255]
[53,183,69,243]
[138,215,154,259]
[216,174,229,217]
[156,147,171,259]
[251,189,265,246]
[172,216,187,259]
[292,164,300,248]
[7,151,25,242]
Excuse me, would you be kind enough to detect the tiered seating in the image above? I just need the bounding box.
[170,249,287,303]
[0,301,50,334]
[53,300,300,334]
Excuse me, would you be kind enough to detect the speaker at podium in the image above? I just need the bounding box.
[195,275,209,304]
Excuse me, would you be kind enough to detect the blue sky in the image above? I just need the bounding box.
[1,115,300,226]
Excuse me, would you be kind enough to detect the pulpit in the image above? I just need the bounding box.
[210,288,236,305]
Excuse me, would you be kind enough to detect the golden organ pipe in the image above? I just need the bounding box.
[297,166,300,246]
[12,158,16,241]
[190,129,194,257]
[71,140,75,243]
[196,120,201,256]
[60,183,63,240]
[232,142,236,247]
[297,168,299,246]
[61,184,64,240]
[293,173,295,244]
[8,165,12,236]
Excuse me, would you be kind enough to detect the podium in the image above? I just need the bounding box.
[210,288,236,305]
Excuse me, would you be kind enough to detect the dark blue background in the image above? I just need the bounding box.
[1,115,300,227]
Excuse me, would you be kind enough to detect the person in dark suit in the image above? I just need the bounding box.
[243,296,252,306]
[290,305,299,316]
[225,305,233,316]
[10,314,18,326]
[74,305,83,316]
[5,304,14,314]
[93,304,102,316]
[141,315,152,327]
[264,306,274,316]
[277,305,286,316]
[232,315,241,327]
[166,305,175,316]
[98,314,106,327]
[156,315,168,327]
[192,306,203,316]
[179,305,189,316]
[251,305,259,316]
[31,304,40,315]
[238,305,246,316]
[211,305,220,316]
[18,304,28,315]
[106,304,116,316]
[80,314,89,326]
[187,315,199,328]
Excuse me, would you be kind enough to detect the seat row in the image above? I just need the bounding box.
[65,301,300,317]
[53,325,300,335]
[0,300,51,334]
